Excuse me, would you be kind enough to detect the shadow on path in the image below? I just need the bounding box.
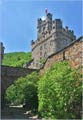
[1,105,38,119]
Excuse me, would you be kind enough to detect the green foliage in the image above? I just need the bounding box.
[5,84,17,104]
[2,52,32,67]
[5,72,40,109]
[5,60,82,119]
[38,61,82,119]
[24,83,38,110]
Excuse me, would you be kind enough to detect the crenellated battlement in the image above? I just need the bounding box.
[31,23,76,51]
[31,12,76,69]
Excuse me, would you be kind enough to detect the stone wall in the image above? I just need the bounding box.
[40,36,83,74]
[1,65,36,77]
[0,42,4,64]
[1,65,37,90]
[1,65,37,102]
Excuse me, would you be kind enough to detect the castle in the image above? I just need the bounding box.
[1,12,82,108]
[31,12,76,69]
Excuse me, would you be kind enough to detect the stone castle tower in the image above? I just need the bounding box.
[31,12,76,69]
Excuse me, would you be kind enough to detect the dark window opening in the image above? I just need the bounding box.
[44,43,47,49]
[40,46,42,50]
[44,52,47,58]
[53,26,55,29]
[43,27,45,32]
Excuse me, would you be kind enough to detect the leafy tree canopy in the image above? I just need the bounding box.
[2,52,32,67]
[5,61,82,119]
[5,72,40,108]
[38,61,82,119]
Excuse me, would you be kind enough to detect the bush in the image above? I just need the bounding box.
[5,72,39,110]
[5,84,17,104]
[38,61,82,119]
[24,83,38,110]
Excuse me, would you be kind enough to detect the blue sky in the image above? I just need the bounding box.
[0,0,82,53]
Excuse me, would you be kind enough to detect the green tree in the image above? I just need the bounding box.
[5,84,16,104]
[5,72,39,110]
[38,61,82,119]
[3,52,32,67]
[24,83,38,110]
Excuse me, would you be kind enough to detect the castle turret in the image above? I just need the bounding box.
[37,18,42,38]
[37,13,53,39]
[55,19,62,30]
[46,13,52,31]
[37,18,42,27]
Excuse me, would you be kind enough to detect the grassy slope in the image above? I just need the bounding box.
[2,52,32,67]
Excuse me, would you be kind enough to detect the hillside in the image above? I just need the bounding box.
[2,52,32,67]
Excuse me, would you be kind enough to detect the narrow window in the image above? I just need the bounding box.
[43,27,45,32]
[40,46,42,50]
[44,52,47,58]
[44,43,47,49]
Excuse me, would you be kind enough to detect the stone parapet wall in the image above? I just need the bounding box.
[1,65,36,77]
[1,66,38,98]
[40,36,82,74]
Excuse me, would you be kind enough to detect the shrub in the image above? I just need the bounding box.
[24,83,38,110]
[5,72,39,110]
[38,61,82,119]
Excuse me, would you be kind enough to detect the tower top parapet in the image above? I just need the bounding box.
[31,12,76,69]
[46,13,52,17]
[32,12,76,50]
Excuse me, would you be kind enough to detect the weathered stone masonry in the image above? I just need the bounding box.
[40,36,83,74]
[31,12,76,69]
[1,65,37,92]
[1,65,37,106]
